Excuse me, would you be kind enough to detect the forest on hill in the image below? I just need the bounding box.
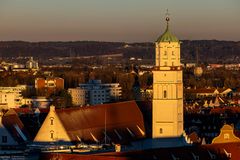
[0,40,239,63]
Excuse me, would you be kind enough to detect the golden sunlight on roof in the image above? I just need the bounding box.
[212,124,240,144]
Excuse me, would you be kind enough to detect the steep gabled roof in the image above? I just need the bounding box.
[56,101,146,143]
[2,109,29,143]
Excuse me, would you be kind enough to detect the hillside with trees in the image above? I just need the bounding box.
[0,40,239,63]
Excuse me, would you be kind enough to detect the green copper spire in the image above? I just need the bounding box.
[156,14,179,43]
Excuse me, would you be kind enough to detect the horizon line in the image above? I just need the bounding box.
[0,39,239,43]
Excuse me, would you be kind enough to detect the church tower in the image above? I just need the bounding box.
[152,14,183,138]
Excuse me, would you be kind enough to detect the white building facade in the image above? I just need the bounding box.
[0,86,26,109]
[68,88,86,106]
[152,16,183,138]
[22,97,52,108]
[68,80,122,106]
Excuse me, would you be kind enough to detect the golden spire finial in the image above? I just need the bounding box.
[165,9,170,30]
[165,9,170,22]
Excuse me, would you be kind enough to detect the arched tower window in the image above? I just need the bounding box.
[163,90,167,98]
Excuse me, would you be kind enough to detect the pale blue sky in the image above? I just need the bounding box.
[0,0,239,42]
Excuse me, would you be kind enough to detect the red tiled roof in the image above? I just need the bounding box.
[210,107,240,114]
[14,108,49,114]
[56,101,146,143]
[204,142,240,160]
[185,88,227,94]
[185,88,216,94]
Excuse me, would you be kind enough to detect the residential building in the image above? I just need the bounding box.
[88,87,108,105]
[0,85,27,109]
[22,97,52,108]
[69,80,121,105]
[68,88,86,106]
[0,85,27,92]
[35,77,64,96]
[0,92,22,109]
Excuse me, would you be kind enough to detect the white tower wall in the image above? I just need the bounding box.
[152,22,184,138]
